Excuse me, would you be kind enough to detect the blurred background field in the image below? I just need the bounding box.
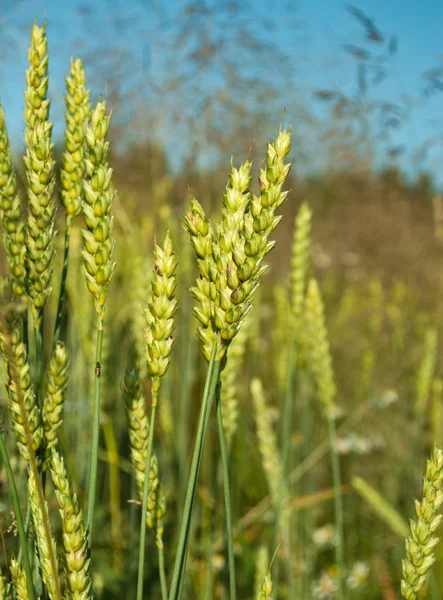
[2,1,443,598]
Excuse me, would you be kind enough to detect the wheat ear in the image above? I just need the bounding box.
[10,558,29,600]
[0,106,26,297]
[401,445,443,599]
[42,342,69,464]
[50,448,92,599]
[24,23,56,325]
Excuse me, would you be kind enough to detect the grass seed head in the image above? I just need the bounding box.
[304,278,336,414]
[81,100,116,329]
[61,58,90,226]
[122,367,166,541]
[144,231,177,394]
[10,558,28,600]
[43,342,69,464]
[50,448,92,600]
[24,23,56,325]
[0,105,26,297]
[401,445,443,599]
[291,202,312,328]
[0,321,42,459]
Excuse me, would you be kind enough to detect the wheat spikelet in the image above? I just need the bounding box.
[221,314,249,447]
[28,467,60,600]
[415,327,438,418]
[50,448,92,599]
[122,367,166,546]
[144,231,177,396]
[60,58,90,228]
[0,321,42,459]
[184,195,219,360]
[24,23,56,324]
[291,202,312,328]
[185,130,292,361]
[81,100,116,328]
[42,342,69,462]
[304,278,336,412]
[251,378,289,518]
[401,445,443,599]
[0,106,26,297]
[10,558,29,600]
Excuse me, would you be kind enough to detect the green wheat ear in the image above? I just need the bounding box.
[401,445,443,599]
[291,202,312,328]
[50,448,92,599]
[0,321,42,459]
[10,558,29,600]
[144,230,178,396]
[24,23,56,325]
[304,278,336,413]
[81,100,116,329]
[0,106,26,298]
[61,57,90,228]
[42,342,69,464]
[122,367,166,545]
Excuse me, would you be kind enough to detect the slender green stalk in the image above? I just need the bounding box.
[136,397,158,600]
[34,319,44,406]
[159,545,168,600]
[86,326,104,545]
[17,501,32,564]
[216,381,236,600]
[274,335,297,596]
[327,415,344,599]
[52,216,72,347]
[0,433,35,600]
[169,340,220,600]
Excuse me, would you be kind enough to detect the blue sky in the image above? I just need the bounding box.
[1,0,443,182]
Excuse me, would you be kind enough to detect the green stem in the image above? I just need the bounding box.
[281,336,297,475]
[136,394,158,600]
[327,415,344,599]
[53,215,72,347]
[0,433,36,600]
[215,381,236,600]
[34,318,44,408]
[17,500,32,564]
[273,335,297,597]
[159,544,168,600]
[169,340,220,600]
[86,326,104,547]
